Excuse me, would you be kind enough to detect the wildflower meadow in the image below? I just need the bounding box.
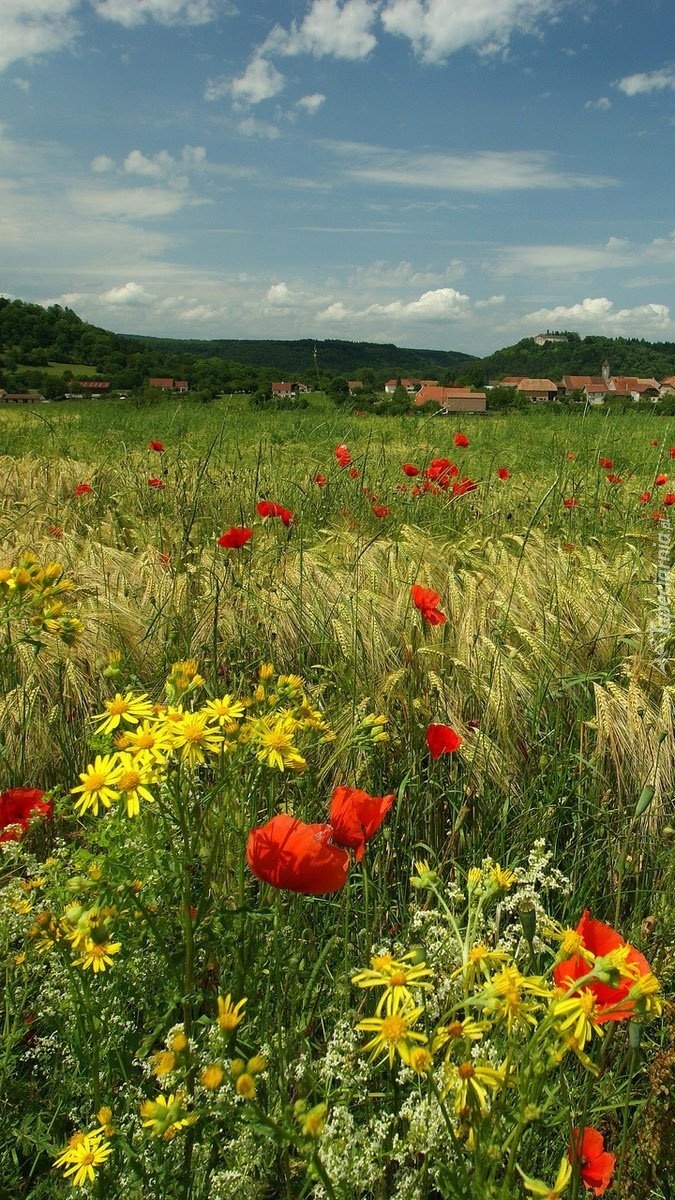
[1,395,674,1199]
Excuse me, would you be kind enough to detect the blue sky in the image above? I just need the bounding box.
[1,0,674,356]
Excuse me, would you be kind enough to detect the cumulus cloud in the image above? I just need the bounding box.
[379,0,562,63]
[584,96,611,111]
[523,296,671,331]
[91,154,115,173]
[100,281,155,304]
[237,116,281,138]
[296,92,326,113]
[328,141,615,191]
[91,0,218,27]
[616,66,675,96]
[122,145,206,177]
[318,285,471,323]
[231,57,285,105]
[263,0,379,61]
[0,0,79,74]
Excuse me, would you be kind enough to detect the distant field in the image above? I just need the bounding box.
[15,360,99,377]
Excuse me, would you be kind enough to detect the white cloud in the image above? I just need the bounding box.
[237,116,281,139]
[352,258,466,288]
[100,281,155,304]
[380,0,561,63]
[263,0,379,61]
[91,154,115,173]
[584,96,611,111]
[121,145,207,177]
[523,296,671,331]
[0,0,79,74]
[71,185,190,219]
[475,294,506,308]
[231,57,285,105]
[496,240,635,275]
[328,141,616,191]
[296,92,326,113]
[318,285,471,323]
[616,66,675,96]
[91,0,218,27]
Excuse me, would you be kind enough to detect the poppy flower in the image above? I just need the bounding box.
[314,474,327,487]
[426,724,463,759]
[639,491,651,504]
[411,584,447,626]
[349,467,360,479]
[74,482,92,496]
[670,448,675,459]
[218,527,253,549]
[452,477,477,496]
[0,787,52,843]
[567,452,576,460]
[372,504,390,518]
[598,457,613,469]
[328,786,395,861]
[149,441,165,453]
[335,444,351,467]
[564,498,579,508]
[569,1128,615,1196]
[497,467,510,481]
[651,510,665,521]
[664,493,675,506]
[553,910,651,1022]
[402,463,419,477]
[454,432,470,448]
[606,474,623,485]
[257,500,293,526]
[655,473,668,486]
[246,814,349,894]
[147,477,165,489]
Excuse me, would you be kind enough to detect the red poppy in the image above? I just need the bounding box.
[670,447,675,459]
[664,493,675,506]
[372,504,390,518]
[454,432,470,448]
[49,525,63,539]
[314,474,327,487]
[349,467,360,479]
[335,444,351,467]
[328,786,395,862]
[569,1128,615,1196]
[426,724,463,759]
[147,477,165,489]
[74,482,92,496]
[218,526,253,549]
[639,491,651,504]
[598,457,613,469]
[149,441,165,453]
[158,551,170,567]
[423,458,454,481]
[567,452,576,460]
[553,910,651,1022]
[606,474,623,485]
[411,484,422,496]
[402,463,419,477]
[0,787,52,843]
[452,477,477,496]
[246,814,349,894]
[563,498,579,508]
[411,583,447,626]
[651,510,665,521]
[655,473,668,486]
[497,467,510,481]
[257,500,293,526]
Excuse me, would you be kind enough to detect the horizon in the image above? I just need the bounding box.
[1,1,674,356]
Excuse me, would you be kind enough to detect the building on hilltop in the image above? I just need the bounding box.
[532,333,569,345]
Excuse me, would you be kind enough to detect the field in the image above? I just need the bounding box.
[1,396,674,1199]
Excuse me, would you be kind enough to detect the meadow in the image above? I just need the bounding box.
[1,395,673,1199]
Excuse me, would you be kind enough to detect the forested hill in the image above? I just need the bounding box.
[468,332,675,384]
[126,334,474,376]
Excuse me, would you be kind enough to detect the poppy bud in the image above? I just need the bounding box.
[519,903,537,945]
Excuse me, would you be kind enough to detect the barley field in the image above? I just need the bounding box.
[1,396,673,1200]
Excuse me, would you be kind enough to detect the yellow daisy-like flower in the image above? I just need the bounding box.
[170,712,223,767]
[203,695,246,726]
[454,944,511,989]
[253,715,307,771]
[357,1005,427,1067]
[140,1092,198,1140]
[352,954,433,1015]
[115,753,158,818]
[550,989,604,1050]
[54,1131,113,1187]
[444,1059,506,1115]
[94,692,154,735]
[409,1046,434,1075]
[217,993,247,1031]
[432,1016,491,1057]
[200,1064,225,1090]
[235,1073,256,1099]
[71,755,122,816]
[122,720,170,764]
[519,1157,572,1198]
[490,863,517,891]
[478,966,552,1034]
[74,937,121,973]
[629,971,663,1017]
[151,1051,176,1078]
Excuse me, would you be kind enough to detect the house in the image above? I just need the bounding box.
[148,377,189,392]
[497,376,526,388]
[561,375,606,395]
[582,383,611,407]
[610,376,661,400]
[79,380,111,395]
[0,392,44,404]
[660,376,675,396]
[532,333,568,345]
[516,378,560,403]
[414,386,486,413]
[271,381,309,396]
[385,378,422,394]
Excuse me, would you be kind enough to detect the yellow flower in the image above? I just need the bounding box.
[550,989,604,1050]
[518,1157,572,1198]
[628,971,663,1017]
[167,1029,188,1053]
[203,695,246,726]
[455,944,510,989]
[247,1054,267,1075]
[123,721,170,764]
[409,1047,434,1074]
[140,1092,198,1139]
[200,1064,225,1090]
[217,993,247,1031]
[253,716,306,771]
[432,1016,491,1056]
[151,1051,176,1077]
[94,692,154,735]
[235,1073,256,1099]
[259,662,275,680]
[74,937,121,973]
[170,713,223,767]
[357,1005,427,1067]
[53,1131,113,1187]
[71,755,122,816]
[352,954,433,1014]
[490,864,517,890]
[115,753,157,818]
[478,967,552,1034]
[230,1058,246,1077]
[444,1059,506,1115]
[296,1102,328,1137]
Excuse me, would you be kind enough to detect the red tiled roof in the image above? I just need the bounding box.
[415,385,486,409]
[517,378,559,391]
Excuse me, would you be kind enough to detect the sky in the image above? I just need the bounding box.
[1,0,674,357]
